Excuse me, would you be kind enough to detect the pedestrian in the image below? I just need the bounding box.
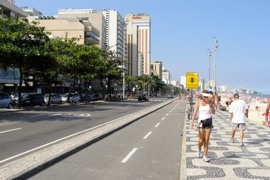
[190,90,215,162]
[229,93,249,146]
[265,98,270,126]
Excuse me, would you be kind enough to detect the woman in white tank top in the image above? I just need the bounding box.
[191,90,215,162]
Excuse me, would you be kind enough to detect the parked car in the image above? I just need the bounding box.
[15,93,45,106]
[81,93,92,102]
[167,93,173,98]
[138,93,149,102]
[0,92,12,109]
[44,93,62,104]
[92,93,102,101]
[61,93,80,103]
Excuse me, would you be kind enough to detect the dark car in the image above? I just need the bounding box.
[17,93,45,106]
[138,93,149,102]
[81,93,92,102]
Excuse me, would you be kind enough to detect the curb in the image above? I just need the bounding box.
[180,104,187,180]
[0,99,174,179]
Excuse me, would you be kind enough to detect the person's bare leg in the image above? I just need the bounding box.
[231,127,236,142]
[203,129,211,156]
[198,129,204,151]
[240,130,244,145]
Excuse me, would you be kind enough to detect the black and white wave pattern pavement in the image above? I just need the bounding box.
[185,110,270,180]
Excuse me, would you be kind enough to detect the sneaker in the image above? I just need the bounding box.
[240,143,244,147]
[203,155,210,162]
[197,151,203,158]
[230,139,234,143]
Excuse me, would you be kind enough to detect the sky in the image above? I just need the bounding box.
[16,0,270,94]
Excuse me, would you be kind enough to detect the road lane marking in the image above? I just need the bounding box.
[0,128,21,134]
[121,148,138,163]
[0,113,143,164]
[143,132,152,139]
[162,117,166,121]
[155,123,160,127]
[166,113,169,116]
[30,114,43,118]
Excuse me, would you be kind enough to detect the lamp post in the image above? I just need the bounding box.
[207,49,212,88]
[212,37,218,93]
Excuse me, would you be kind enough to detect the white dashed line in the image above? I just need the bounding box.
[162,117,166,121]
[0,128,22,134]
[143,132,152,139]
[166,113,169,116]
[121,148,138,163]
[155,123,160,127]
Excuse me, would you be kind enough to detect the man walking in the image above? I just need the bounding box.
[229,93,249,146]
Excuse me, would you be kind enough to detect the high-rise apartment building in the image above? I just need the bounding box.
[162,67,170,85]
[57,9,127,61]
[57,9,106,49]
[125,14,151,76]
[0,0,26,18]
[21,7,42,16]
[150,61,162,79]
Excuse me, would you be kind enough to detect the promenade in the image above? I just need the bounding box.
[181,109,270,180]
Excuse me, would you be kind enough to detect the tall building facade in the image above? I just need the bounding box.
[0,0,26,18]
[57,9,106,49]
[162,67,170,84]
[150,61,162,79]
[125,14,151,76]
[100,10,127,62]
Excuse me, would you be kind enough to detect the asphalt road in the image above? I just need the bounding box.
[0,98,167,165]
[28,99,186,180]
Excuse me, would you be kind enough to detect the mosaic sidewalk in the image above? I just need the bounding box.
[183,110,270,180]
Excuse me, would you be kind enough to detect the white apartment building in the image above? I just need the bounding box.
[180,76,186,88]
[162,67,170,84]
[125,14,151,76]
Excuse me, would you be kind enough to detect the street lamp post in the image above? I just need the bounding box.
[212,37,218,93]
[207,49,212,88]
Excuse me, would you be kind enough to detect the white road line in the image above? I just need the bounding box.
[155,123,160,127]
[166,113,169,116]
[0,114,140,164]
[121,148,138,163]
[30,114,43,118]
[162,117,166,121]
[143,132,152,139]
[0,128,21,134]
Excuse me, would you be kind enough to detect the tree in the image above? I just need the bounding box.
[0,16,54,106]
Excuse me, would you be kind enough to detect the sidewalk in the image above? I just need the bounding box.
[181,110,270,180]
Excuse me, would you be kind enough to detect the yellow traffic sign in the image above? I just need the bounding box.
[186,72,199,89]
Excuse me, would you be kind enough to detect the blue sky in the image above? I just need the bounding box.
[17,0,270,94]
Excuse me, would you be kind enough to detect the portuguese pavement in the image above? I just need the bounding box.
[182,109,270,180]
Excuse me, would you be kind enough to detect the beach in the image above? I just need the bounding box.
[219,94,269,126]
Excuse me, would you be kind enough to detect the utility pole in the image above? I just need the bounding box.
[212,37,218,93]
[207,49,212,88]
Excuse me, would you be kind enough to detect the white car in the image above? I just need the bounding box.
[61,93,80,103]
[167,93,173,98]
[44,93,62,104]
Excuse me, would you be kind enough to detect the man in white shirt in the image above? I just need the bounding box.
[229,93,249,146]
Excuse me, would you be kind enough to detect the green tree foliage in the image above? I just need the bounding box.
[0,16,55,106]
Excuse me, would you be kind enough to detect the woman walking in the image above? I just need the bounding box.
[190,90,215,162]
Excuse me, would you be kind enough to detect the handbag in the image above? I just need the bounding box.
[202,117,213,128]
